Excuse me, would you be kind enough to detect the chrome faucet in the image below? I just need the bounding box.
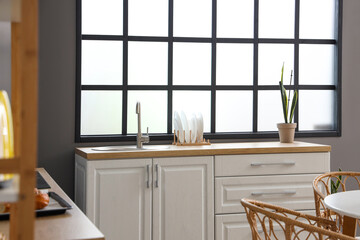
[136,102,149,148]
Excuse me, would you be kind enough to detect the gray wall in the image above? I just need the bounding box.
[0,22,11,95]
[36,0,360,199]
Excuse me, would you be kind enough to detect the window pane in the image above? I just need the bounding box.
[173,43,211,85]
[173,91,211,132]
[82,40,123,85]
[82,0,123,35]
[258,44,294,85]
[129,0,168,36]
[300,0,335,39]
[128,42,168,85]
[299,90,335,131]
[216,43,253,85]
[127,91,167,134]
[173,0,211,37]
[259,0,295,38]
[216,91,253,132]
[217,0,254,38]
[299,44,335,85]
[258,91,284,131]
[81,91,122,135]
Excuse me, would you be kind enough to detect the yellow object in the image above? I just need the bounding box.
[0,90,14,181]
[0,90,14,158]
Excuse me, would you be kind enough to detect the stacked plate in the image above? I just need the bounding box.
[174,111,203,144]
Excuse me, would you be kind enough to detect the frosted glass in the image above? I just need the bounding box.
[259,0,295,38]
[81,91,122,135]
[173,91,211,132]
[129,0,168,36]
[82,40,123,85]
[300,0,335,39]
[82,0,123,35]
[128,42,168,85]
[127,91,167,134]
[299,90,335,131]
[217,0,254,38]
[258,44,294,85]
[216,91,253,132]
[173,0,211,37]
[216,43,253,85]
[258,91,284,131]
[173,43,211,85]
[299,45,335,85]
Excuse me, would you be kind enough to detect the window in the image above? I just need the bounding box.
[76,0,342,142]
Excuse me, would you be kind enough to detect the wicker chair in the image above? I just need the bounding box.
[241,198,356,240]
[313,172,360,234]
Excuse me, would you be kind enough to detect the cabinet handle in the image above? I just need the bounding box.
[250,162,295,166]
[155,164,159,188]
[251,190,296,196]
[146,165,150,188]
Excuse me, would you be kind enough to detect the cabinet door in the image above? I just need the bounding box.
[153,156,214,240]
[87,159,152,240]
[215,211,316,240]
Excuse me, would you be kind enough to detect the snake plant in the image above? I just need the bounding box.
[331,168,342,194]
[279,63,298,123]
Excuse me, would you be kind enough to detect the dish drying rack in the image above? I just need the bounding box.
[172,130,211,146]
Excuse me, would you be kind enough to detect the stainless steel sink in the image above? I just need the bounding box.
[91,145,171,151]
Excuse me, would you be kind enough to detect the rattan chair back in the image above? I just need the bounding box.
[241,198,356,240]
[313,172,360,233]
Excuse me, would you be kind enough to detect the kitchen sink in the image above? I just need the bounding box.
[91,145,171,151]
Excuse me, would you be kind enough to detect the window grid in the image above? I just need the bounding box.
[75,0,342,142]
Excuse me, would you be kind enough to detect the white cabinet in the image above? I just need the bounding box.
[76,157,152,240]
[75,155,214,240]
[215,210,316,240]
[214,152,330,240]
[75,143,330,240]
[153,157,214,240]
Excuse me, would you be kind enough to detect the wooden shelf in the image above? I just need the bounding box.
[0,158,20,173]
[0,175,19,203]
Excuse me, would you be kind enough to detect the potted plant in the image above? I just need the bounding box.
[277,63,298,143]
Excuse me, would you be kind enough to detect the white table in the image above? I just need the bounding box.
[324,190,360,237]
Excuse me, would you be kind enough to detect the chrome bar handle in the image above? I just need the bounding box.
[155,164,159,188]
[251,190,296,196]
[146,164,150,188]
[250,162,295,166]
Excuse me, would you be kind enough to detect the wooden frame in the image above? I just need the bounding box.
[241,198,355,240]
[313,171,360,236]
[0,0,39,239]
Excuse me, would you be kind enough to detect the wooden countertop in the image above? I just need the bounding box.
[76,141,331,160]
[0,168,105,240]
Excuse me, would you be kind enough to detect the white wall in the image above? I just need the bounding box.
[297,0,360,172]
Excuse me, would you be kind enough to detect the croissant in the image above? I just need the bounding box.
[34,188,49,210]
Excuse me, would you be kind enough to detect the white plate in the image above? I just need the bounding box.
[174,111,184,143]
[196,113,203,142]
[180,111,190,143]
[189,114,197,143]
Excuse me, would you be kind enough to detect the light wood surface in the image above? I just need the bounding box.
[10,0,39,238]
[76,141,331,160]
[0,168,105,240]
[324,190,360,237]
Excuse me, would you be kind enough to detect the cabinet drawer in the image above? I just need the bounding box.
[215,210,315,240]
[215,152,329,177]
[215,174,318,214]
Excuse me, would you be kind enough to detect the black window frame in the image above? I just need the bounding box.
[75,0,343,143]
